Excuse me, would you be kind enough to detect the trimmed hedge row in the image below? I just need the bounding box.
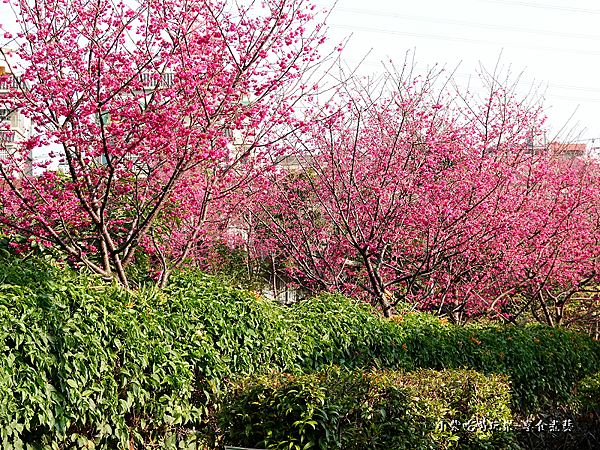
[0,258,599,447]
[167,271,600,412]
[376,313,600,412]
[217,367,516,450]
[264,295,600,412]
[0,259,220,448]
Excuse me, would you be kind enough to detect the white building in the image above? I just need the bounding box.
[0,49,32,177]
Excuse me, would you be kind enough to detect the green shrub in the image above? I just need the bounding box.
[576,371,600,410]
[291,296,600,450]
[397,313,600,411]
[1,258,599,447]
[164,271,302,378]
[0,259,220,448]
[276,293,600,412]
[217,367,517,450]
[276,293,408,371]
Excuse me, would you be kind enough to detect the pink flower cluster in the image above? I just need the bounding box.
[0,0,324,288]
[249,71,600,325]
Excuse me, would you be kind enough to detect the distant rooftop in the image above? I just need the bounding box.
[548,142,586,158]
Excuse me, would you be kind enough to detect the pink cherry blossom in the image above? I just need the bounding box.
[0,0,325,289]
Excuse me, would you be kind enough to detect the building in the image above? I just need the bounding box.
[526,131,589,160]
[548,142,587,159]
[0,49,32,177]
[525,131,548,153]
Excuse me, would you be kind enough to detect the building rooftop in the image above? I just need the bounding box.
[548,142,586,158]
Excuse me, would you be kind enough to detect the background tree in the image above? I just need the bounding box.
[251,64,600,322]
[0,0,326,288]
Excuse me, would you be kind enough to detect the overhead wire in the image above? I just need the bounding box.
[328,24,600,58]
[313,58,600,105]
[325,56,596,90]
[316,2,600,108]
[477,0,600,15]
[320,5,600,41]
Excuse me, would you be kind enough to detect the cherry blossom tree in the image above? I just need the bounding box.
[425,153,600,325]
[490,157,600,328]
[0,0,326,288]
[251,65,600,322]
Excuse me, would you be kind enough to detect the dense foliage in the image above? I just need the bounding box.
[218,367,515,450]
[168,271,600,412]
[0,257,217,447]
[291,299,600,412]
[0,254,599,447]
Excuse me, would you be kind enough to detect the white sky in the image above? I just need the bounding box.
[2,0,600,146]
[317,0,600,146]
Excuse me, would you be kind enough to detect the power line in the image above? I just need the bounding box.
[341,58,600,96]
[321,5,600,41]
[322,60,600,105]
[538,94,600,104]
[329,24,600,58]
[448,71,600,95]
[478,0,600,15]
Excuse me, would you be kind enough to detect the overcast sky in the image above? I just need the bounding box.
[2,0,600,146]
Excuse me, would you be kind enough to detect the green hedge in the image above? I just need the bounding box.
[390,313,600,412]
[258,293,600,412]
[168,272,600,409]
[0,259,217,448]
[1,258,600,447]
[576,371,600,410]
[165,271,600,412]
[217,367,516,450]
